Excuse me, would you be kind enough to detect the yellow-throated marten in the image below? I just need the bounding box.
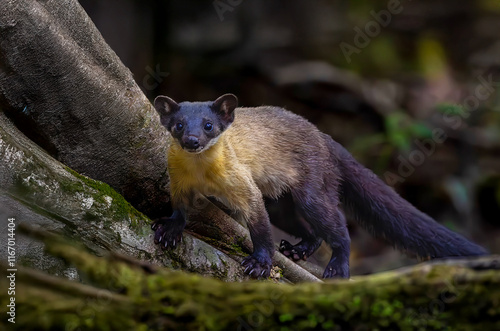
[152,93,487,279]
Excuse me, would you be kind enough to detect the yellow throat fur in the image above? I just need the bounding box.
[167,135,233,207]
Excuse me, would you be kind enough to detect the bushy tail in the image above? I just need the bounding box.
[332,140,488,258]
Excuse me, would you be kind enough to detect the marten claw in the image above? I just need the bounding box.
[241,254,271,279]
[152,216,185,250]
[322,266,336,278]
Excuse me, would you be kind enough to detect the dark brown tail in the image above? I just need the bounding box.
[331,140,488,258]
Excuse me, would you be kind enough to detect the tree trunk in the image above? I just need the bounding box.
[0,0,170,217]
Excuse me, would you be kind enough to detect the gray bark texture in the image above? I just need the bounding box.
[0,0,170,216]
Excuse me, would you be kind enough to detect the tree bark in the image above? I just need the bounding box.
[0,0,170,217]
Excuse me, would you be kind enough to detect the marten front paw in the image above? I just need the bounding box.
[241,253,272,279]
[152,216,185,250]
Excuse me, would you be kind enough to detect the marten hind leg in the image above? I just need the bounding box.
[278,209,323,261]
[321,211,350,279]
[291,186,351,279]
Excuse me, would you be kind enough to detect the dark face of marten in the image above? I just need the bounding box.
[154,94,238,153]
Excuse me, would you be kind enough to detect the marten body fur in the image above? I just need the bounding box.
[152,94,487,279]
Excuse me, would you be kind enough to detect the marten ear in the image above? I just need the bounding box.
[212,93,238,125]
[154,96,179,124]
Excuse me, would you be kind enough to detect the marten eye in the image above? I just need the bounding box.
[204,122,213,131]
[175,123,183,131]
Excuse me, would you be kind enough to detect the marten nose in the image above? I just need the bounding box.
[185,136,200,149]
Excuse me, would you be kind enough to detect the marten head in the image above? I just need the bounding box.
[154,94,238,153]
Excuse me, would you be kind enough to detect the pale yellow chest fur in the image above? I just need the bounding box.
[168,137,252,212]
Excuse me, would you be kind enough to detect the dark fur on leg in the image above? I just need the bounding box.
[322,224,350,278]
[241,197,275,279]
[292,171,351,279]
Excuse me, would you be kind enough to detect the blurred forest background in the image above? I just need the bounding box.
[79,0,500,275]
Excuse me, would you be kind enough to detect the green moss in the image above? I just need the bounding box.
[352,295,361,307]
[165,253,182,270]
[63,166,150,227]
[201,236,247,257]
[279,313,294,322]
[227,237,248,255]
[7,246,500,331]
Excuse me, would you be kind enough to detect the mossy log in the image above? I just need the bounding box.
[1,228,499,330]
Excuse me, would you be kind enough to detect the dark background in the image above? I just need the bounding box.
[79,0,500,275]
